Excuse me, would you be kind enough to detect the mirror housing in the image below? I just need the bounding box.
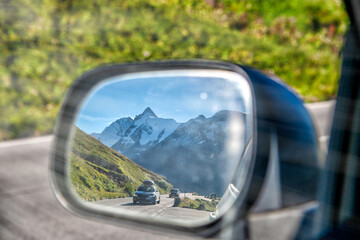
[50,60,319,238]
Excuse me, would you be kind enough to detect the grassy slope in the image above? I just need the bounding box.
[0,0,349,140]
[177,197,218,212]
[71,127,172,201]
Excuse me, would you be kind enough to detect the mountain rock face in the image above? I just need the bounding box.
[92,108,247,196]
[136,110,246,196]
[92,107,180,159]
[91,117,133,147]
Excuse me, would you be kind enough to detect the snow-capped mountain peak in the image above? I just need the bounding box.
[91,117,133,147]
[195,114,206,121]
[92,107,180,158]
[134,107,157,121]
[87,109,247,196]
[136,109,247,196]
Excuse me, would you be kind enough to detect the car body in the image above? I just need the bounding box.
[133,185,160,205]
[169,188,180,198]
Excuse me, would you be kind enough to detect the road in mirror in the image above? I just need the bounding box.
[69,69,253,225]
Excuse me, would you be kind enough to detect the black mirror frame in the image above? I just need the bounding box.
[50,60,258,237]
[240,65,320,208]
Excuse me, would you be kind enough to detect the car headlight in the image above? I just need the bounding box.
[150,194,156,197]
[133,194,138,197]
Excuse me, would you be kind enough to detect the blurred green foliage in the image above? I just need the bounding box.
[0,0,349,140]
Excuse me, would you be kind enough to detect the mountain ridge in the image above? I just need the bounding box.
[90,108,247,195]
[92,107,181,159]
[135,110,246,195]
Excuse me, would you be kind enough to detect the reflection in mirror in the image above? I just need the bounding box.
[69,70,253,225]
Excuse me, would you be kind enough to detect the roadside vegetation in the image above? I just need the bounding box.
[71,127,172,201]
[0,0,349,140]
[176,197,219,212]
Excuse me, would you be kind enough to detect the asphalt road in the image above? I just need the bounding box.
[0,136,201,240]
[95,194,210,221]
[0,101,335,239]
[305,100,336,153]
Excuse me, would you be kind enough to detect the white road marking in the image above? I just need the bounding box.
[150,203,174,217]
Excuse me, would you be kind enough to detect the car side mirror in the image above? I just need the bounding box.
[50,60,319,238]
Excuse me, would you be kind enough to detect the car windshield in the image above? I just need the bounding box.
[137,186,155,192]
[171,189,179,192]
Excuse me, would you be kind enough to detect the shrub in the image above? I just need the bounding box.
[124,183,135,196]
[79,176,91,189]
[176,197,218,212]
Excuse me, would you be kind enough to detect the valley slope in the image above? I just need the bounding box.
[71,127,172,201]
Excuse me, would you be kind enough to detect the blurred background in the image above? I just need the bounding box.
[0,0,348,141]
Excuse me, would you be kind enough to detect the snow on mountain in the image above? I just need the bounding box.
[91,117,133,147]
[136,110,246,195]
[137,117,179,145]
[91,107,247,195]
[133,107,157,123]
[92,107,180,158]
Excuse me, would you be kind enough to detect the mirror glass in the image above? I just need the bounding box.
[69,69,253,225]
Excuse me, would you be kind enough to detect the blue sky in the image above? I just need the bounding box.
[75,73,249,134]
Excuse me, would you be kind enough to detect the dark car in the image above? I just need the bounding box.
[133,185,160,205]
[169,188,180,198]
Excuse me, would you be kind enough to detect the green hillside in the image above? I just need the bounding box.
[70,127,172,201]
